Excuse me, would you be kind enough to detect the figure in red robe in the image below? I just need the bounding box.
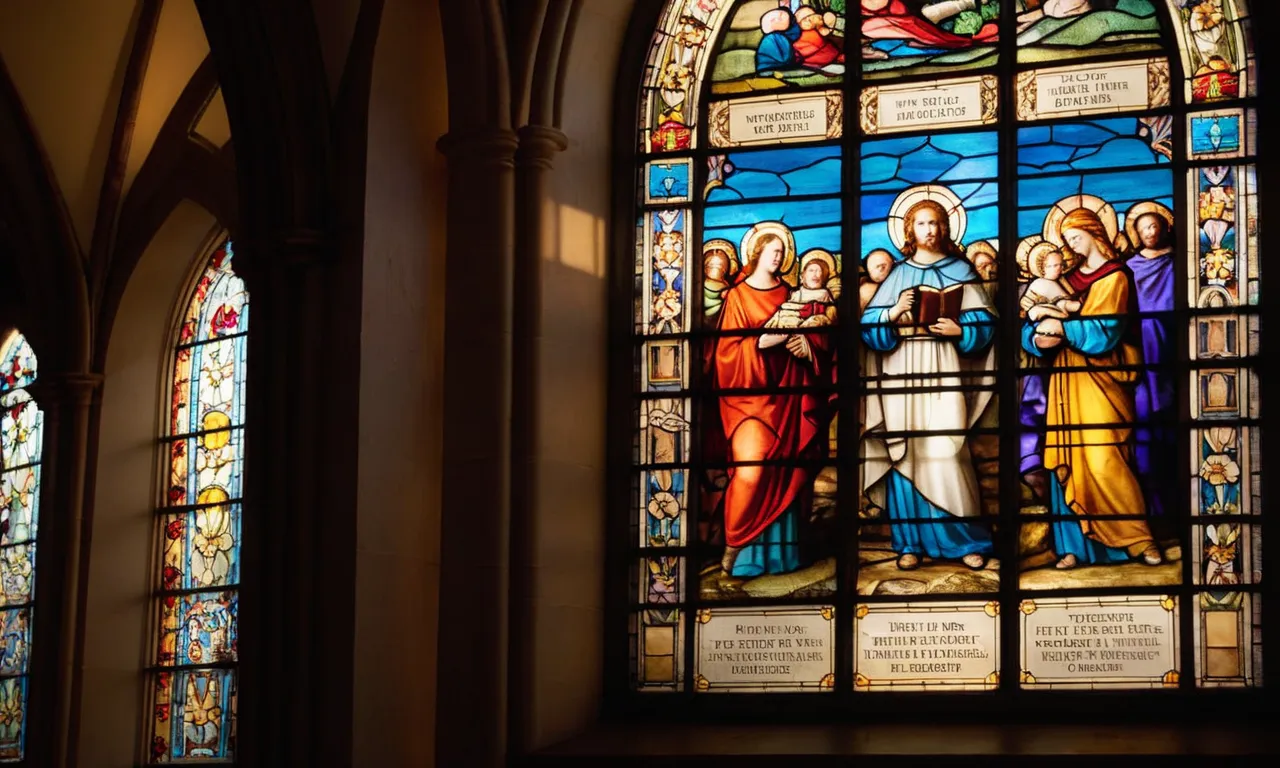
[793,7,845,68]
[861,0,998,57]
[714,232,833,577]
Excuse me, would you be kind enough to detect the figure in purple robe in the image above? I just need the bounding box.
[1019,282,1048,480]
[1125,204,1177,518]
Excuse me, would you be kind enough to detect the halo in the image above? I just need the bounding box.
[702,238,739,278]
[1124,201,1175,249]
[799,248,838,281]
[1014,236,1040,282]
[740,221,797,278]
[965,239,997,264]
[1042,194,1118,247]
[1026,241,1067,280]
[888,185,967,253]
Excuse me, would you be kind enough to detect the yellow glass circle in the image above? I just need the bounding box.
[201,411,232,449]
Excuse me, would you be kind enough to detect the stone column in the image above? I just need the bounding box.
[435,127,519,768]
[508,124,567,756]
[232,232,357,766]
[23,372,102,768]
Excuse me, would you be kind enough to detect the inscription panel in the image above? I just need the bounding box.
[854,601,1000,692]
[861,76,998,135]
[710,92,841,148]
[1021,595,1180,689]
[694,606,835,692]
[1017,59,1170,121]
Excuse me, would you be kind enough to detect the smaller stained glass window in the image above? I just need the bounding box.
[0,332,42,762]
[147,242,245,763]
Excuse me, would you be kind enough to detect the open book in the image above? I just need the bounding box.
[912,284,964,329]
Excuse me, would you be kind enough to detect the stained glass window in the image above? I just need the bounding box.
[147,241,245,761]
[0,332,41,761]
[627,1,1261,697]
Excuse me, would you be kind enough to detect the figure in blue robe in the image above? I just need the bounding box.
[861,250,997,566]
[756,8,801,72]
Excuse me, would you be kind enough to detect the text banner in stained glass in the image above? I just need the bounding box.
[860,75,998,135]
[1020,595,1179,689]
[854,601,1000,692]
[709,91,842,148]
[1017,59,1170,121]
[694,606,835,693]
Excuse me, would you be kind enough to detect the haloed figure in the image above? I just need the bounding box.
[1024,208,1163,569]
[715,231,833,577]
[860,200,997,572]
[1125,204,1177,520]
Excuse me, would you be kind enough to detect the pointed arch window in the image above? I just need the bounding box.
[147,241,246,762]
[623,0,1261,699]
[0,332,40,761]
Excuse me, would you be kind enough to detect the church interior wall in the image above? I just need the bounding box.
[80,199,222,766]
[350,0,448,761]
[517,0,638,751]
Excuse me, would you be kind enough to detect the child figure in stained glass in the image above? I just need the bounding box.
[1019,242,1082,323]
[766,250,839,329]
[793,6,845,69]
[859,249,895,312]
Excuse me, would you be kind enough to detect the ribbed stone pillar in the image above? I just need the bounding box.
[435,127,519,768]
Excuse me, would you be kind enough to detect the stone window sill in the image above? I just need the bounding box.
[526,721,1277,764]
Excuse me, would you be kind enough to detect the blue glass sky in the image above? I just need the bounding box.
[860,132,999,257]
[1017,169,1174,240]
[1018,117,1169,176]
[703,199,841,259]
[706,145,841,203]
[703,146,843,259]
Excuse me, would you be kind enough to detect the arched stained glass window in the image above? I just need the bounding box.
[147,241,246,761]
[0,332,40,760]
[626,1,1260,696]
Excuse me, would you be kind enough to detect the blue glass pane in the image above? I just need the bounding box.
[1018,116,1171,175]
[862,132,998,191]
[1016,169,1175,241]
[860,131,999,258]
[1191,115,1242,156]
[0,608,30,676]
[648,161,690,201]
[165,669,236,760]
[703,198,842,259]
[707,146,842,203]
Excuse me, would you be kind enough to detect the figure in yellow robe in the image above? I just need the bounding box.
[1022,208,1162,569]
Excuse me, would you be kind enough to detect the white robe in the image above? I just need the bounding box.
[860,270,996,518]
